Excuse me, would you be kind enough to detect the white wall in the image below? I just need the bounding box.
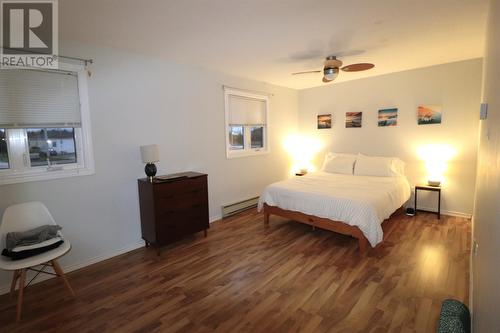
[298,59,482,216]
[0,43,298,292]
[472,0,500,331]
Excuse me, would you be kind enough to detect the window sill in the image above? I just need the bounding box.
[0,166,95,186]
[226,149,269,159]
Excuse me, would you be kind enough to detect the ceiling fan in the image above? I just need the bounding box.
[292,56,375,83]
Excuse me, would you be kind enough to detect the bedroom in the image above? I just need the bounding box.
[0,0,499,332]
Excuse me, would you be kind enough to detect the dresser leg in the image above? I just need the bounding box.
[156,247,161,256]
[204,229,208,238]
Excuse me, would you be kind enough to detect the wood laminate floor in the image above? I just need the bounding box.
[0,209,470,333]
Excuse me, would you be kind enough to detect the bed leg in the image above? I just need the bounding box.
[358,237,369,256]
[264,211,270,226]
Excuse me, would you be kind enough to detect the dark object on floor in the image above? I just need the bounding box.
[6,224,62,250]
[405,207,415,216]
[437,299,471,333]
[2,240,64,260]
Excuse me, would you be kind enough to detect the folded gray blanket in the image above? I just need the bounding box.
[6,225,62,251]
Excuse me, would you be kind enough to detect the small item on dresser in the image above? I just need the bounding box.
[156,174,188,182]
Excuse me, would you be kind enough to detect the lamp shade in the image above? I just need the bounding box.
[140,144,159,163]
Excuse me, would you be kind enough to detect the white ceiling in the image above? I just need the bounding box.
[60,0,488,90]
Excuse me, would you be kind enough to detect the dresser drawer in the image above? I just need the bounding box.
[157,207,208,244]
[154,189,208,213]
[153,176,206,198]
[156,203,208,225]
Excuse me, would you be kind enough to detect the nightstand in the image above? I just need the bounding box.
[414,184,441,219]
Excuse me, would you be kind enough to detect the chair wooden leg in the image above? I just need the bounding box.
[10,270,19,298]
[16,269,26,322]
[51,260,75,297]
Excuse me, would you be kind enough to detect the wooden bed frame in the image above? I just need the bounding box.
[263,203,374,255]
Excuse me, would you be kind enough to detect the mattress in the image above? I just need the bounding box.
[258,172,411,247]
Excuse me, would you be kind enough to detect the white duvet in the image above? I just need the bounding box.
[258,172,411,247]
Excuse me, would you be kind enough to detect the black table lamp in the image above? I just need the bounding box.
[140,144,159,183]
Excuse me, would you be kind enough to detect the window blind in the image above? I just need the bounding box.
[228,94,266,125]
[0,69,81,128]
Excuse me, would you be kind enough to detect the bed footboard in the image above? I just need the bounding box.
[263,203,370,255]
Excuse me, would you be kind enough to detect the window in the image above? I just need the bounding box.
[0,63,94,185]
[229,126,244,150]
[27,128,77,166]
[250,126,264,148]
[224,88,269,158]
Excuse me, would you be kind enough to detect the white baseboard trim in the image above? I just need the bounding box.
[0,240,145,296]
[210,214,222,223]
[411,205,472,219]
[442,210,472,219]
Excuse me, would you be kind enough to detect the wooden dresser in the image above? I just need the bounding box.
[138,172,209,254]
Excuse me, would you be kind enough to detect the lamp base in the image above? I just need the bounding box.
[427,180,441,187]
[145,163,157,183]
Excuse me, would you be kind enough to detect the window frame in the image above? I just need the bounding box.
[0,128,9,170]
[0,62,95,185]
[224,88,269,159]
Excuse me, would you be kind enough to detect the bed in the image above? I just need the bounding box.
[258,154,411,254]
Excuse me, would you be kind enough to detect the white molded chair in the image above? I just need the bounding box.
[0,202,75,321]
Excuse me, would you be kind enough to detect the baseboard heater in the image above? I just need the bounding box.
[222,196,259,218]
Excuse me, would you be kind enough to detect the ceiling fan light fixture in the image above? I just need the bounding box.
[323,67,339,81]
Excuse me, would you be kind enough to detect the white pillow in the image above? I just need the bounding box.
[321,152,356,171]
[322,154,356,175]
[354,154,396,177]
[392,158,406,176]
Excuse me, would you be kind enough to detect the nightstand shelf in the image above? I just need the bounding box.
[415,184,441,219]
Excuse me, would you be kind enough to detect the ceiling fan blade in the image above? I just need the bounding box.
[291,70,322,75]
[322,76,332,83]
[341,63,375,72]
